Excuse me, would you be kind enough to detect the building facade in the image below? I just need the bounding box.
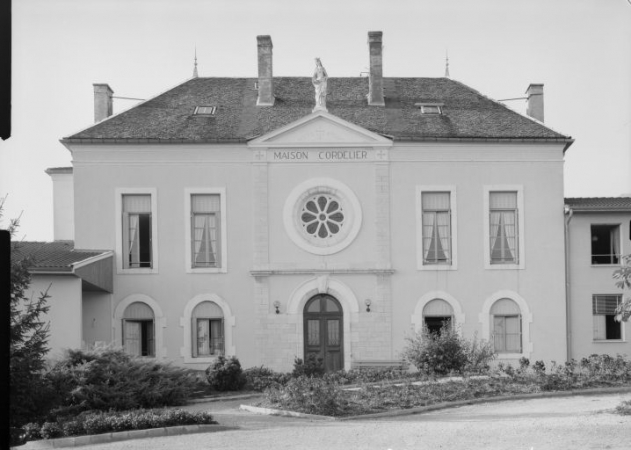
[22,32,630,371]
[565,198,631,360]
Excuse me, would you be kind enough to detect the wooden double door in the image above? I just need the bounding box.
[303,294,343,372]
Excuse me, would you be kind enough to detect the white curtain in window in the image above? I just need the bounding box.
[490,192,517,262]
[611,226,620,262]
[422,192,450,262]
[124,321,141,356]
[436,211,450,260]
[197,319,210,356]
[193,215,216,265]
[593,315,606,340]
[211,320,224,355]
[128,215,140,266]
[504,316,521,352]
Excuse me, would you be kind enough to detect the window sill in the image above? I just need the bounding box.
[183,355,224,364]
[118,268,158,275]
[418,263,457,271]
[592,340,626,344]
[186,267,227,274]
[485,264,524,271]
[590,264,621,268]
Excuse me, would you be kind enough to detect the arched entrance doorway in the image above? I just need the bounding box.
[304,294,343,372]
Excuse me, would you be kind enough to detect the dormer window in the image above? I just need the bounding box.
[416,103,444,115]
[194,106,217,115]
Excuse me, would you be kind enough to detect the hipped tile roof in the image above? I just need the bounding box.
[64,77,571,143]
[565,197,631,211]
[11,241,110,272]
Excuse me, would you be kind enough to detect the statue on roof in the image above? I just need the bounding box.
[312,58,328,111]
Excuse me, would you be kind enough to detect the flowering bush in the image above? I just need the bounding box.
[401,325,494,376]
[20,409,216,442]
[265,376,350,416]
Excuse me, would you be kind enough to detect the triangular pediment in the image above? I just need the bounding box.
[248,110,392,148]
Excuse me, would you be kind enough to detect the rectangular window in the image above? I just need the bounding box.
[422,192,451,264]
[191,194,221,268]
[122,194,152,268]
[194,318,224,357]
[493,315,522,353]
[489,191,518,264]
[591,225,620,265]
[593,295,622,340]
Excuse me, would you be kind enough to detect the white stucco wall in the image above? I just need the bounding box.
[567,211,631,359]
[82,291,113,349]
[26,275,82,360]
[49,172,75,241]
[67,127,569,370]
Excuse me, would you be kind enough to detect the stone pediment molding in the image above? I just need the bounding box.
[248,110,392,148]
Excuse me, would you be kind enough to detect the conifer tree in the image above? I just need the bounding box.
[2,199,52,430]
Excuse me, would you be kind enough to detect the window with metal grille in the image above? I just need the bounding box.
[489,192,518,264]
[592,294,622,340]
[422,192,451,264]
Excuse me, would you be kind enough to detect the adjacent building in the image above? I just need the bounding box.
[19,32,630,372]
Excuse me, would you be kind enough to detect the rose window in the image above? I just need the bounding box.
[300,195,345,239]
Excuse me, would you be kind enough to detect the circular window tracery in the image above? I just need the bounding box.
[301,194,345,239]
[284,178,362,255]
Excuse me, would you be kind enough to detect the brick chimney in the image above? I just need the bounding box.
[367,31,385,106]
[93,84,114,123]
[526,84,544,122]
[256,35,274,106]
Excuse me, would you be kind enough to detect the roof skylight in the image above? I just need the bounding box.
[415,103,444,115]
[194,106,217,115]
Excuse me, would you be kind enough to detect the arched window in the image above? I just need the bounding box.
[122,302,155,357]
[192,301,224,357]
[422,299,454,335]
[490,298,521,353]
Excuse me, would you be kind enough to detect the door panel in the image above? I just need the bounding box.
[304,295,343,372]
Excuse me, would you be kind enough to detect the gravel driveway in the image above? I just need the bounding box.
[60,393,631,450]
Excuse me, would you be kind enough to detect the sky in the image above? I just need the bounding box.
[1,0,630,242]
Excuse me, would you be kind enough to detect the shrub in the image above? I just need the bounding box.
[18,409,217,442]
[45,347,200,417]
[615,400,631,415]
[265,376,349,416]
[292,354,325,378]
[39,422,63,440]
[205,355,247,391]
[243,366,291,391]
[402,325,488,376]
[462,332,496,374]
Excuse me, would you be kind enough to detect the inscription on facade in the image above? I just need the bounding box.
[271,150,370,162]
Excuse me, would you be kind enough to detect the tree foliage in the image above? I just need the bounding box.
[2,198,53,429]
[613,254,631,322]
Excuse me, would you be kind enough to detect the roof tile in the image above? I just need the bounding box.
[66,77,571,143]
